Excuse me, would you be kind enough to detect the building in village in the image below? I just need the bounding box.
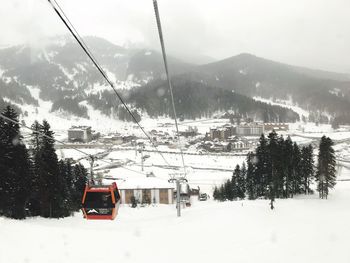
[209,123,264,140]
[179,126,199,138]
[100,133,123,144]
[210,125,235,141]
[209,122,291,141]
[234,124,264,136]
[201,137,254,152]
[116,177,175,205]
[228,136,253,149]
[68,126,92,142]
[209,128,222,140]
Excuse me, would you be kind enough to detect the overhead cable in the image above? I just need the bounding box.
[0,113,147,176]
[47,0,172,168]
[153,0,187,177]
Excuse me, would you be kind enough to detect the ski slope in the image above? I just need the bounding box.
[1,169,350,263]
[253,96,309,120]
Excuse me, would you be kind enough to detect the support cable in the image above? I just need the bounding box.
[47,0,172,168]
[153,0,187,178]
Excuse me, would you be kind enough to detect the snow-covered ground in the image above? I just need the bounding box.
[56,145,246,195]
[4,101,350,262]
[1,168,350,263]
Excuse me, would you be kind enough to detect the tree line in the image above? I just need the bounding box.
[214,131,337,205]
[0,106,88,219]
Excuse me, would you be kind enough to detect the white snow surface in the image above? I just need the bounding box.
[1,168,350,263]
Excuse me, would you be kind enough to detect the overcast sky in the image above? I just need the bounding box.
[1,0,349,73]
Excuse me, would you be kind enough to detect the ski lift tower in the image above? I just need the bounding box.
[169,172,188,217]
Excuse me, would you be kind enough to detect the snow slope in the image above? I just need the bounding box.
[253,96,309,120]
[1,169,350,263]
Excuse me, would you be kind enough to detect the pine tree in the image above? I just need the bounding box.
[291,142,302,196]
[238,163,246,199]
[284,136,294,198]
[213,186,219,201]
[222,178,231,201]
[32,120,63,217]
[27,120,43,216]
[232,165,241,200]
[11,143,33,219]
[0,114,6,214]
[300,145,314,194]
[275,135,285,198]
[58,160,73,216]
[316,136,336,199]
[219,185,225,201]
[245,152,256,200]
[255,134,269,197]
[230,176,237,200]
[267,131,278,200]
[71,163,88,210]
[0,106,33,219]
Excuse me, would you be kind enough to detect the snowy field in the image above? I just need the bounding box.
[1,168,350,263]
[57,147,246,194]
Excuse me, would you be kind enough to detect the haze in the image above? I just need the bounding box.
[0,0,349,73]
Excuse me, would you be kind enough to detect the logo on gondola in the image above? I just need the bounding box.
[87,209,98,214]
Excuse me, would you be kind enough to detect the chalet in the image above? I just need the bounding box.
[116,177,175,205]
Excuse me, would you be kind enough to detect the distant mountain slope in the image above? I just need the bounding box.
[0,36,193,118]
[182,53,350,117]
[288,65,350,82]
[127,77,299,122]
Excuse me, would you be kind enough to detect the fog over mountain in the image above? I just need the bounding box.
[1,0,350,74]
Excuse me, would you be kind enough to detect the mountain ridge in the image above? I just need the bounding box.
[1,36,349,124]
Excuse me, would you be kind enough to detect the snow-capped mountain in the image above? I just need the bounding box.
[185,53,350,118]
[0,36,194,122]
[0,36,192,103]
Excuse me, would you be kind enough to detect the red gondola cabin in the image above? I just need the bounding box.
[82,182,121,220]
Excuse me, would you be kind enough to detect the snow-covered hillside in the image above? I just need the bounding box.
[253,96,309,120]
[1,168,350,263]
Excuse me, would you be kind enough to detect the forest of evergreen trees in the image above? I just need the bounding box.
[87,91,141,122]
[214,131,337,205]
[129,78,300,122]
[51,97,89,118]
[84,78,300,122]
[0,106,88,219]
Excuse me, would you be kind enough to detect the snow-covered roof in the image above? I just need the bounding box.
[68,125,91,131]
[108,177,175,190]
